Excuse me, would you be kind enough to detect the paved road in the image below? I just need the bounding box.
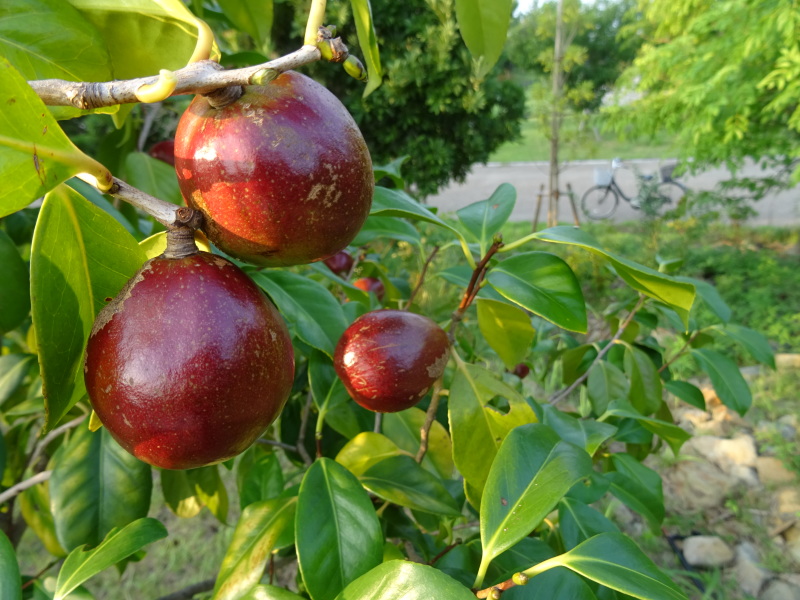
[428,158,800,226]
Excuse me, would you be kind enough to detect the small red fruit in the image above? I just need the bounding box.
[353,277,385,301]
[512,363,530,379]
[324,251,354,277]
[334,310,450,413]
[174,71,374,267]
[148,139,176,166]
[84,236,294,470]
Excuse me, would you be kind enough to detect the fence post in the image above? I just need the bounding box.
[566,183,581,227]
[532,184,545,232]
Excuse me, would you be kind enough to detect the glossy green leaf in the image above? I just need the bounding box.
[370,187,459,236]
[664,380,705,410]
[213,497,297,600]
[505,567,596,600]
[308,262,371,303]
[239,586,305,600]
[0,531,21,600]
[448,362,538,508]
[623,345,662,415]
[50,426,152,551]
[19,482,67,558]
[559,498,619,550]
[533,227,695,326]
[675,276,730,323]
[477,299,535,369]
[160,469,203,519]
[691,349,752,416]
[124,152,183,205]
[30,186,146,429]
[252,271,348,357]
[54,518,167,600]
[0,0,112,119]
[0,231,30,333]
[218,0,272,48]
[487,252,587,332]
[587,361,629,416]
[335,560,475,600]
[383,407,454,479]
[237,446,284,509]
[605,454,664,532]
[352,215,421,247]
[540,405,617,456]
[478,424,592,577]
[297,459,383,600]
[0,354,34,406]
[534,532,687,600]
[713,324,775,368]
[455,0,514,79]
[360,455,460,516]
[349,0,383,96]
[0,61,92,217]
[335,432,403,477]
[603,400,690,456]
[308,350,352,430]
[456,184,515,255]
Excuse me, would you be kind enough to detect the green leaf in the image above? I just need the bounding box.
[587,361,629,416]
[487,252,587,333]
[676,276,731,323]
[335,560,475,600]
[297,459,383,600]
[476,299,535,369]
[123,152,183,205]
[478,424,592,577]
[603,401,690,456]
[50,426,153,551]
[237,446,284,509]
[454,0,514,79]
[536,532,687,600]
[0,61,94,217]
[383,408,454,479]
[20,481,68,558]
[352,215,421,247]
[218,0,272,48]
[559,498,619,550]
[349,0,383,96]
[160,469,203,519]
[448,363,538,508]
[213,497,297,600]
[533,227,695,327]
[713,324,775,368]
[510,567,597,599]
[308,350,352,429]
[605,453,664,532]
[691,348,752,416]
[370,187,459,236]
[0,354,34,406]
[0,230,30,334]
[623,346,662,415]
[192,465,229,524]
[30,186,146,429]
[456,184,515,255]
[336,432,403,476]
[540,405,617,456]
[252,271,348,357]
[664,380,705,410]
[0,0,112,119]
[239,586,305,600]
[360,455,461,516]
[54,518,167,600]
[0,531,21,600]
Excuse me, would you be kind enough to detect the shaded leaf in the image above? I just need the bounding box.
[623,345,662,415]
[237,446,284,509]
[0,531,21,600]
[218,0,272,48]
[352,215,420,246]
[0,230,30,333]
[587,361,629,416]
[559,497,619,550]
[675,276,730,323]
[123,152,183,205]
[540,405,617,456]
[605,454,664,532]
[713,324,775,368]
[476,299,535,369]
[456,184,515,255]
[0,354,34,406]
[691,349,752,416]
[664,380,705,410]
[603,400,690,456]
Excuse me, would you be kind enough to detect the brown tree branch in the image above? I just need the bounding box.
[406,246,440,309]
[0,471,52,506]
[415,379,443,463]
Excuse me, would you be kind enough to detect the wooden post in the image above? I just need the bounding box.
[566,183,580,227]
[532,184,545,232]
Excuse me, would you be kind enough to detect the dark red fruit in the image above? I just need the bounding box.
[148,139,176,166]
[324,251,354,277]
[174,71,374,267]
[512,363,530,379]
[353,277,385,301]
[84,249,294,470]
[334,310,450,413]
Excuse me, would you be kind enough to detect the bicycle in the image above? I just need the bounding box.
[580,158,687,220]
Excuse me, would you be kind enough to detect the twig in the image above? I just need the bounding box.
[428,538,462,566]
[474,578,518,598]
[449,238,504,344]
[26,414,87,472]
[658,330,700,373]
[406,246,439,309]
[29,46,321,110]
[156,578,216,600]
[20,558,61,590]
[106,177,187,227]
[296,392,314,465]
[0,471,52,505]
[549,295,647,406]
[257,439,299,452]
[415,380,443,463]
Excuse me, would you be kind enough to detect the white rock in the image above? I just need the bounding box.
[776,488,800,518]
[760,579,800,600]
[735,542,771,597]
[757,456,797,485]
[687,434,758,470]
[683,535,735,568]
[662,460,734,513]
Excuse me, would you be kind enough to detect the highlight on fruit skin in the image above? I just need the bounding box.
[84,250,295,470]
[333,310,450,413]
[174,70,374,268]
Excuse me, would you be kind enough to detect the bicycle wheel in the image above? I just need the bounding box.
[581,185,620,220]
[656,181,686,206]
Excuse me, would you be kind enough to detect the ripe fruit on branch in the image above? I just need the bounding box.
[353,276,384,301]
[148,139,175,166]
[324,250,354,277]
[174,71,374,267]
[84,232,294,470]
[334,310,450,413]
[512,363,530,379]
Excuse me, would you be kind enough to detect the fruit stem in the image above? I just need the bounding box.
[163,227,199,259]
[107,177,181,226]
[415,379,443,463]
[448,239,504,344]
[304,0,327,46]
